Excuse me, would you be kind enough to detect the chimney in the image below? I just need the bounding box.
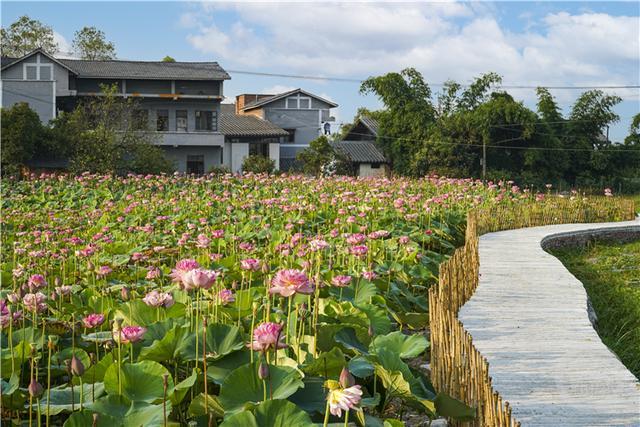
[236,95,246,114]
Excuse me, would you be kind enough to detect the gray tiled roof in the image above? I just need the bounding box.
[331,140,387,163]
[220,104,289,137]
[241,88,338,110]
[58,59,230,80]
[360,115,379,136]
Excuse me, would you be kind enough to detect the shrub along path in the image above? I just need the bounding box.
[458,218,640,426]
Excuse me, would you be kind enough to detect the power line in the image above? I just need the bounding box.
[342,130,640,153]
[226,69,640,90]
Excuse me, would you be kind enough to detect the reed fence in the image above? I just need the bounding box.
[428,197,636,426]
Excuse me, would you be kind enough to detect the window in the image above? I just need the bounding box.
[39,66,52,80]
[370,163,381,169]
[195,110,217,131]
[186,155,205,175]
[286,97,298,109]
[249,142,269,157]
[299,98,310,109]
[156,110,169,131]
[25,65,37,80]
[176,110,188,132]
[284,129,296,143]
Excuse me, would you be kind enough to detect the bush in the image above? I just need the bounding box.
[208,165,231,175]
[242,155,275,174]
[1,103,44,176]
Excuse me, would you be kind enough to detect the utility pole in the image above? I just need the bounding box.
[482,139,487,180]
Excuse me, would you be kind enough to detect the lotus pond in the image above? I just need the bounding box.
[1,174,569,426]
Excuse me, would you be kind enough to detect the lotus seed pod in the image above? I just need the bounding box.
[28,379,43,398]
[71,354,85,376]
[121,286,130,301]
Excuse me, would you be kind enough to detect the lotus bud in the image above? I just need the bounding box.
[47,337,55,351]
[202,316,208,328]
[28,379,43,398]
[261,262,269,274]
[252,301,259,314]
[368,324,374,337]
[92,413,99,427]
[71,354,85,376]
[54,277,61,287]
[121,286,130,301]
[339,367,355,388]
[87,261,95,271]
[258,361,269,380]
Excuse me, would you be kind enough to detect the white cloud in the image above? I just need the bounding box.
[182,3,639,101]
[53,32,75,58]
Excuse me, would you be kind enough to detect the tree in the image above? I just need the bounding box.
[1,15,58,57]
[54,84,172,174]
[162,56,176,62]
[360,68,436,175]
[72,26,116,60]
[297,135,349,176]
[1,103,45,176]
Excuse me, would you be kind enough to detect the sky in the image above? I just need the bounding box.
[2,1,639,141]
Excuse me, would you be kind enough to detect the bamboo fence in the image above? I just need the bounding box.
[428,197,636,426]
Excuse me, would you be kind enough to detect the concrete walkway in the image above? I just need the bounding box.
[458,218,640,426]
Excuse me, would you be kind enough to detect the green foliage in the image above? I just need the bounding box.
[297,135,349,176]
[1,15,58,57]
[72,26,116,60]
[54,83,173,174]
[360,69,636,189]
[0,103,44,175]
[162,56,176,62]
[242,155,276,174]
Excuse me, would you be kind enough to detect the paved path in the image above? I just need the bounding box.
[458,218,640,426]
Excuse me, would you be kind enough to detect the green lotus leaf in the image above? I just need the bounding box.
[206,350,251,385]
[334,327,368,354]
[219,361,304,415]
[139,324,189,362]
[434,392,476,421]
[81,331,114,344]
[63,409,118,427]
[170,368,198,405]
[123,400,171,427]
[103,360,174,403]
[288,376,326,414]
[187,392,225,418]
[177,323,244,362]
[302,347,345,378]
[39,382,106,415]
[220,399,313,427]
[370,331,429,359]
[348,356,374,378]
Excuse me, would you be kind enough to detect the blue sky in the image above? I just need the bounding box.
[2,1,639,141]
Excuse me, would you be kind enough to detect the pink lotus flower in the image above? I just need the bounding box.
[361,270,378,281]
[146,266,161,280]
[247,322,287,352]
[97,266,113,277]
[217,289,235,305]
[349,245,368,257]
[142,290,174,308]
[327,384,362,417]
[331,275,352,287]
[22,292,47,312]
[27,274,47,292]
[169,259,200,283]
[270,269,314,297]
[82,313,105,329]
[240,258,261,271]
[117,326,146,344]
[182,268,219,291]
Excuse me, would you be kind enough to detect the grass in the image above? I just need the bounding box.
[551,239,640,379]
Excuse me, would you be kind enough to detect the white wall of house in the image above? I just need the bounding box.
[230,143,249,173]
[358,163,386,177]
[269,143,280,171]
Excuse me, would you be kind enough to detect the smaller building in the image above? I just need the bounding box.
[342,115,379,141]
[219,104,289,172]
[331,140,388,177]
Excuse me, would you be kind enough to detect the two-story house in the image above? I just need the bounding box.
[1,49,287,174]
[235,89,338,170]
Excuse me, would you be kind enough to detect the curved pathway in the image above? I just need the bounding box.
[458,218,640,426]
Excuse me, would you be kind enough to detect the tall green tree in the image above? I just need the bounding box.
[0,15,58,57]
[72,26,116,60]
[360,68,435,175]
